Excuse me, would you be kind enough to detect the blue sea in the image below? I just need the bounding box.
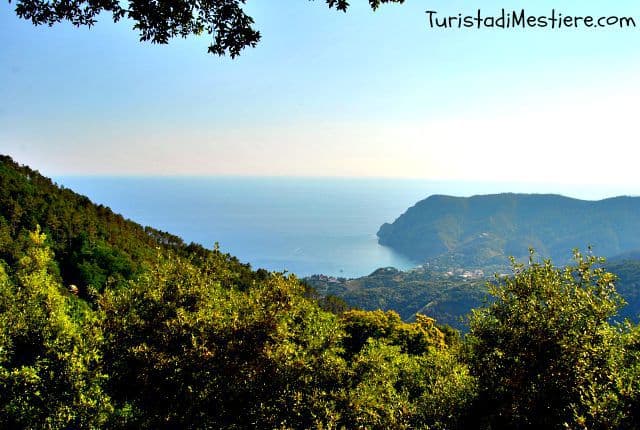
[54,177,636,278]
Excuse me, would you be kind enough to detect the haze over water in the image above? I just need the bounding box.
[55,176,638,278]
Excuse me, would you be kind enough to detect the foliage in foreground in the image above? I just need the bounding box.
[8,0,406,56]
[1,231,474,429]
[0,229,112,429]
[467,252,639,429]
[2,231,640,429]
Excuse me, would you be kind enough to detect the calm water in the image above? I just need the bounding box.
[54,177,636,278]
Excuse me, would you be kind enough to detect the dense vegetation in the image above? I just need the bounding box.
[0,154,263,300]
[3,155,640,429]
[306,258,640,330]
[607,258,640,321]
[305,267,487,331]
[378,193,640,268]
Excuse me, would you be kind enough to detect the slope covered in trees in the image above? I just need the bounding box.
[306,256,640,330]
[0,154,263,300]
[2,155,640,429]
[305,267,487,330]
[378,193,640,268]
[607,257,640,321]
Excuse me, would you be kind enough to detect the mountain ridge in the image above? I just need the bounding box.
[377,192,640,268]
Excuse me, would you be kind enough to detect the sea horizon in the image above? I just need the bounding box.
[51,176,640,279]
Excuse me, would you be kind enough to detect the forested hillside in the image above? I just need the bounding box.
[608,257,640,321]
[2,155,640,429]
[307,257,640,330]
[378,193,640,267]
[305,267,487,330]
[0,154,263,299]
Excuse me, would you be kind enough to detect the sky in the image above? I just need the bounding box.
[1,0,639,187]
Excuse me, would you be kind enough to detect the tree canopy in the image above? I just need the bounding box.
[3,155,640,428]
[8,0,406,56]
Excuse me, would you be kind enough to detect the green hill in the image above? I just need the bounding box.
[305,267,487,331]
[0,154,265,298]
[306,255,640,331]
[3,155,640,429]
[607,257,640,321]
[378,193,640,268]
[0,154,470,429]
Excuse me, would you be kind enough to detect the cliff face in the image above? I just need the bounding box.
[377,193,640,267]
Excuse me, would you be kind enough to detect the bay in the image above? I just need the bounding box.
[53,177,636,278]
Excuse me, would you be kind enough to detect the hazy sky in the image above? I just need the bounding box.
[1,0,639,185]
